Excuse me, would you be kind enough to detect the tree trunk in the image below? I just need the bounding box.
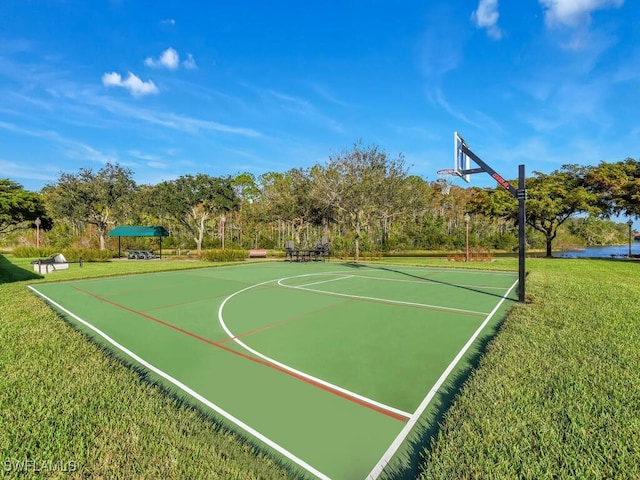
[98,223,107,251]
[220,214,226,250]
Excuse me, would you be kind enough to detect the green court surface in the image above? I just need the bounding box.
[29,262,519,479]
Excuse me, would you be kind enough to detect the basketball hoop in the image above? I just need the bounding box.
[437,168,458,195]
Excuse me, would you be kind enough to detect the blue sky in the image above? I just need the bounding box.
[1,0,638,197]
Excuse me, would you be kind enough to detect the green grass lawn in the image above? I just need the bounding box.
[1,254,639,479]
[417,258,640,479]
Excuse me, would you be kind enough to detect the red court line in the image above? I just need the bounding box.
[71,286,407,422]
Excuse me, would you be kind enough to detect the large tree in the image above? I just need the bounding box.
[469,166,599,257]
[43,163,136,250]
[148,174,238,254]
[259,168,324,246]
[311,142,409,260]
[0,179,47,236]
[586,158,640,218]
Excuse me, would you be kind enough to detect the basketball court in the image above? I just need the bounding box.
[29,261,518,479]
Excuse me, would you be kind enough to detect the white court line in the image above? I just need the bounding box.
[278,279,489,317]
[27,285,331,480]
[218,274,412,420]
[365,277,520,479]
[296,274,354,288]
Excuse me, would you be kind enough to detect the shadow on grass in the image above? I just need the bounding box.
[0,254,42,284]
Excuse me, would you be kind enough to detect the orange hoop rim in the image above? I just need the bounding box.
[436,168,459,177]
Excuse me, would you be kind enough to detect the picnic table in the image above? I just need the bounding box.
[127,249,156,260]
[285,240,329,262]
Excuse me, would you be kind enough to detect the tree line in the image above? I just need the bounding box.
[1,142,639,258]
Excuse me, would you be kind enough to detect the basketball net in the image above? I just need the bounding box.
[436,169,456,195]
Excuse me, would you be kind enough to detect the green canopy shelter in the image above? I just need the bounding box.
[108,226,170,258]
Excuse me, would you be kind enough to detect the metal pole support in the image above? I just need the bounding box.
[518,164,526,303]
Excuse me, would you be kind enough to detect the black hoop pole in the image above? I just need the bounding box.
[518,165,526,303]
[459,141,526,303]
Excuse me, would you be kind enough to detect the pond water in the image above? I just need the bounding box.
[555,243,640,258]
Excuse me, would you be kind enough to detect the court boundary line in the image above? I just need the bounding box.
[218,273,413,420]
[26,285,332,480]
[277,274,489,316]
[364,277,520,479]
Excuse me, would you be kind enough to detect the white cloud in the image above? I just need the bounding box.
[183,53,197,69]
[539,0,624,28]
[145,47,180,70]
[161,18,176,26]
[102,72,159,97]
[472,0,502,39]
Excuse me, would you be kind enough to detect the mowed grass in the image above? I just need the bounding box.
[2,254,639,479]
[417,258,640,479]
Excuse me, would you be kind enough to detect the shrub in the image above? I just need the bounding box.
[62,248,115,262]
[12,246,115,262]
[12,246,57,258]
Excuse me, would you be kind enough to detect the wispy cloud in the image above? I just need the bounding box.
[418,5,466,78]
[309,83,354,108]
[539,0,624,28]
[0,120,71,144]
[253,86,344,133]
[102,72,158,97]
[64,142,120,165]
[127,150,169,169]
[0,120,120,175]
[89,94,263,137]
[427,88,480,128]
[145,47,180,70]
[183,53,197,69]
[0,159,60,185]
[472,0,502,39]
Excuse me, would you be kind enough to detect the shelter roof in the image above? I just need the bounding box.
[108,226,169,237]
